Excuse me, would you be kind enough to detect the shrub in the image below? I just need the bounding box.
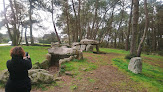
[125,54,137,59]
[158,50,163,56]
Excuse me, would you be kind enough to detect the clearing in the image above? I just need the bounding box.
[0,47,163,92]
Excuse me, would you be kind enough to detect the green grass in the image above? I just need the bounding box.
[0,46,49,71]
[62,59,97,76]
[112,58,163,92]
[99,48,129,54]
[70,84,77,90]
[87,77,96,83]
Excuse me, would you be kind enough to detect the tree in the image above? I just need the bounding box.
[125,0,133,51]
[0,33,3,43]
[29,0,34,45]
[137,0,149,57]
[25,26,29,46]
[52,0,61,44]
[130,0,139,55]
[65,0,71,45]
[3,0,25,46]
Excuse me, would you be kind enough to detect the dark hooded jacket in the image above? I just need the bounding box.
[5,56,32,92]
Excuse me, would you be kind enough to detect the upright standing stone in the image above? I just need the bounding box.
[86,44,93,52]
[75,50,83,60]
[80,45,86,51]
[72,42,80,50]
[46,53,51,62]
[128,57,142,74]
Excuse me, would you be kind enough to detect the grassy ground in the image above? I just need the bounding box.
[60,48,163,92]
[100,48,163,92]
[0,46,49,71]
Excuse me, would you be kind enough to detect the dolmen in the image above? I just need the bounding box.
[48,42,83,68]
[72,39,100,53]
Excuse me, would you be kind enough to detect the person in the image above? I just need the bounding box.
[5,46,32,92]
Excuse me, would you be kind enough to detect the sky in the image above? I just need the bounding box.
[0,0,62,37]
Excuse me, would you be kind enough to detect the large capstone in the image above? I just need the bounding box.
[0,69,54,84]
[48,46,83,67]
[80,39,99,45]
[128,57,142,74]
[48,47,74,55]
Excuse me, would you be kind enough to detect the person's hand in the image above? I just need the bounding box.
[23,54,30,59]
[23,56,27,59]
[27,54,30,58]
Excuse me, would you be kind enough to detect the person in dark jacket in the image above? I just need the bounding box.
[5,46,32,92]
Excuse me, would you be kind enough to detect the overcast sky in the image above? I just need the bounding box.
[0,0,62,37]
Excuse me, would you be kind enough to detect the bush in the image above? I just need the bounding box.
[158,50,163,56]
[125,54,137,59]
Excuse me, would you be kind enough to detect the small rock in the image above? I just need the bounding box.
[55,77,62,81]
[65,71,73,76]
[82,68,87,71]
[94,87,99,89]
[32,62,41,69]
[90,90,93,92]
[90,72,93,74]
[40,59,50,69]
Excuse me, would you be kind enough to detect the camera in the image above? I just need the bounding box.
[25,52,28,56]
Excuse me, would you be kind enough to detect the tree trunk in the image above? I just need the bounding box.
[72,0,78,42]
[19,27,23,45]
[125,0,133,51]
[29,0,34,45]
[65,0,70,45]
[114,31,117,48]
[130,0,139,55]
[78,0,82,41]
[90,0,98,39]
[3,0,13,42]
[25,27,29,46]
[151,13,156,51]
[9,0,18,46]
[52,0,61,44]
[137,0,148,57]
